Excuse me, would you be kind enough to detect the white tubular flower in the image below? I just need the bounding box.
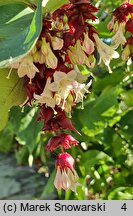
[17,55,39,82]
[34,77,55,109]
[54,168,79,192]
[51,36,64,50]
[41,37,58,69]
[93,33,119,73]
[67,169,79,192]
[33,50,45,64]
[73,65,89,83]
[72,80,92,109]
[112,23,126,49]
[54,153,80,192]
[54,168,71,191]
[9,61,20,69]
[49,68,91,111]
[49,70,77,109]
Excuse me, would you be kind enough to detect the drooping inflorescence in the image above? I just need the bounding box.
[107,1,133,61]
[8,0,132,192]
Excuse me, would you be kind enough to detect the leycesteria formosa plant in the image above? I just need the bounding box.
[107,0,133,61]
[0,0,132,192]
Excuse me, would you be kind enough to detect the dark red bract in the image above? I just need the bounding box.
[55,152,75,171]
[37,105,80,134]
[126,19,133,34]
[46,133,78,151]
[126,36,133,45]
[52,0,98,43]
[113,3,133,22]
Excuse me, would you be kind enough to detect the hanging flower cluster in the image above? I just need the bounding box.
[107,1,133,61]
[8,0,124,192]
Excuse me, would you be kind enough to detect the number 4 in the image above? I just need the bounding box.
[121,203,127,211]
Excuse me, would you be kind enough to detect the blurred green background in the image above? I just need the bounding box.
[0,0,133,200]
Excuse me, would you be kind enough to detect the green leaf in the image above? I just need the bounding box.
[80,150,113,171]
[0,68,26,131]
[108,187,133,200]
[93,70,124,94]
[0,0,40,8]
[43,0,69,13]
[120,110,133,136]
[0,123,14,152]
[10,106,43,153]
[41,170,56,199]
[15,145,29,164]
[121,89,133,107]
[96,128,124,159]
[0,0,42,67]
[73,86,119,137]
[0,0,29,6]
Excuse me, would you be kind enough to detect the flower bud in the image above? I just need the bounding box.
[31,45,37,55]
[45,53,58,69]
[68,40,86,65]
[41,37,49,56]
[41,37,58,69]
[33,51,40,63]
[85,54,96,68]
[122,44,130,61]
[113,21,119,32]
[82,33,94,55]
[107,17,115,31]
[51,36,64,50]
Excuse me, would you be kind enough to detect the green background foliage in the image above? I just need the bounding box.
[0,0,42,67]
[0,0,132,200]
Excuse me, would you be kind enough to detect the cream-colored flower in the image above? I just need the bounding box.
[49,71,76,109]
[50,70,76,95]
[51,36,64,50]
[41,37,58,69]
[34,68,91,112]
[73,65,89,83]
[72,80,92,109]
[33,50,46,64]
[93,33,119,73]
[49,68,91,111]
[54,167,79,192]
[17,55,39,81]
[112,23,126,49]
[34,77,55,109]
